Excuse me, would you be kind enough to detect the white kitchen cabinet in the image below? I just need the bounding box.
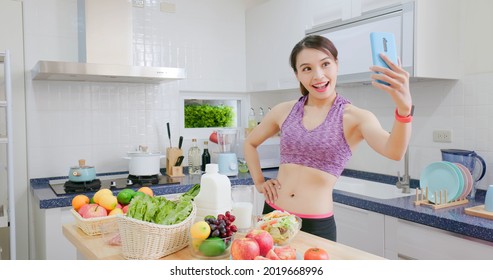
[0,51,15,259]
[384,216,493,260]
[245,0,302,92]
[307,0,461,83]
[32,205,77,260]
[334,202,385,257]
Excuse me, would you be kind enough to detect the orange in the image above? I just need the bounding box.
[137,186,154,197]
[190,221,211,240]
[72,194,90,211]
[99,195,118,211]
[93,189,113,204]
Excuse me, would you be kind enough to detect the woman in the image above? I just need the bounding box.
[244,35,412,241]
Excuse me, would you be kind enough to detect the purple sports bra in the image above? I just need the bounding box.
[280,94,352,177]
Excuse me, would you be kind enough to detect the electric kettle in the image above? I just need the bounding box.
[441,149,486,199]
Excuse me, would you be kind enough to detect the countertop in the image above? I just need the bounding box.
[31,168,493,244]
[62,223,385,260]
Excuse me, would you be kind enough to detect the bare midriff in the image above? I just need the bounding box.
[273,163,337,215]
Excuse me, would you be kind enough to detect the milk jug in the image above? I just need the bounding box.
[194,163,232,222]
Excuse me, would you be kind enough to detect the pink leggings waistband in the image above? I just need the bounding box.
[265,200,334,219]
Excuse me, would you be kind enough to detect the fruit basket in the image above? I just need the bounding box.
[70,209,117,236]
[117,202,197,260]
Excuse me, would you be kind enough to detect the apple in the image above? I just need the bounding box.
[273,245,297,260]
[245,229,274,257]
[209,131,218,144]
[122,205,129,214]
[230,237,260,260]
[78,203,93,217]
[83,204,107,218]
[266,249,281,260]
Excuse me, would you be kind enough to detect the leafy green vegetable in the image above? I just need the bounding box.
[126,185,201,225]
[184,104,234,128]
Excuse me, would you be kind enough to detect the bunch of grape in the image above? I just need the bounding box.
[204,211,238,239]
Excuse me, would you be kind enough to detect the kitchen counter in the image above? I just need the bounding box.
[61,223,385,260]
[31,168,493,244]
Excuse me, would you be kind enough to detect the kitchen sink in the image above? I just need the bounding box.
[334,176,415,199]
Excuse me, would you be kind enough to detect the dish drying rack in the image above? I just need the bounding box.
[413,186,468,209]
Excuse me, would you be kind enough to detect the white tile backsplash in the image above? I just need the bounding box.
[24,0,247,178]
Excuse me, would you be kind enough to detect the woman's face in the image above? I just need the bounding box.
[295,48,338,99]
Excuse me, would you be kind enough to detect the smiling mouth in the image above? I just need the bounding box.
[312,81,330,92]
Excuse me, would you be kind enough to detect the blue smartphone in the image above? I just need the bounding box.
[370,32,398,85]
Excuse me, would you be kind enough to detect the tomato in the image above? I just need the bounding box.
[303,247,329,260]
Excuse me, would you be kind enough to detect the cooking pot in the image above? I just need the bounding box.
[69,159,96,182]
[124,148,165,176]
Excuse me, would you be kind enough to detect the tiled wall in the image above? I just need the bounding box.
[24,0,246,178]
[254,74,493,190]
[23,0,493,191]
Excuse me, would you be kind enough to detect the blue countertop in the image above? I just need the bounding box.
[31,168,493,244]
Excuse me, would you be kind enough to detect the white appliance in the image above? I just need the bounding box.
[216,129,239,176]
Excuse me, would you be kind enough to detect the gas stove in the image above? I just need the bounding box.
[49,173,181,196]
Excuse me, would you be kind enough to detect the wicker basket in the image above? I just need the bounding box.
[117,202,197,260]
[70,208,117,236]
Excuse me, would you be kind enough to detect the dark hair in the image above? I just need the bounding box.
[289,35,338,96]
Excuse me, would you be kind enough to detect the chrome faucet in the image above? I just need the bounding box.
[396,146,411,193]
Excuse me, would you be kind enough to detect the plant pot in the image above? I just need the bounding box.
[69,159,96,182]
[124,151,165,176]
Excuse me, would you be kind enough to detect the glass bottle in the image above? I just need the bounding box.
[257,107,264,125]
[188,138,202,175]
[248,107,257,129]
[201,141,211,172]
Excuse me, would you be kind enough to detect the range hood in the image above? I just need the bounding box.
[31,0,185,84]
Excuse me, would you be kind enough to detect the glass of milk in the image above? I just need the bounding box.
[231,185,255,232]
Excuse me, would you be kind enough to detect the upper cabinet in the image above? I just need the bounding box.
[246,0,461,90]
[246,0,302,92]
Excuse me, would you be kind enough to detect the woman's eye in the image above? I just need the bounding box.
[322,62,331,67]
[302,66,311,72]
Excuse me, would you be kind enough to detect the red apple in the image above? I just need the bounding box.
[82,204,107,218]
[266,249,281,260]
[230,237,260,260]
[78,203,93,217]
[245,229,274,257]
[273,245,297,260]
[122,205,129,214]
[209,131,218,144]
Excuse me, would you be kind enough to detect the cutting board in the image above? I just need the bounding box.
[464,205,493,220]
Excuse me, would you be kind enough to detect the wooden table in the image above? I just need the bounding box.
[62,223,385,260]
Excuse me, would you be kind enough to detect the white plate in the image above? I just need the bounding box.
[420,161,461,203]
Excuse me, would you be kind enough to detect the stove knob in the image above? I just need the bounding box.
[110,181,117,187]
[127,179,133,185]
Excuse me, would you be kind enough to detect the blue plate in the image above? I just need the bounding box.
[443,161,464,201]
[420,161,461,203]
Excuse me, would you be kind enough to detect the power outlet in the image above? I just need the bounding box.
[433,130,452,143]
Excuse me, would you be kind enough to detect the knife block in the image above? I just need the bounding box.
[166,148,184,177]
